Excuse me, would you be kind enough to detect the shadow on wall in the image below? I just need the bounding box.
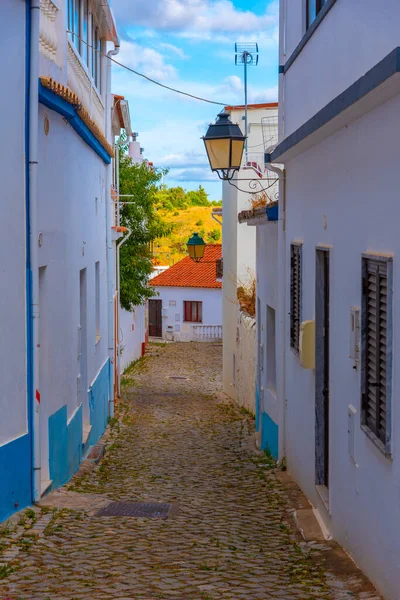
[48,358,110,490]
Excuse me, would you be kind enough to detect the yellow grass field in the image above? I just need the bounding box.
[153,205,222,266]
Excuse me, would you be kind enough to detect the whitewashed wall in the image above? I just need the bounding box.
[235,312,256,414]
[152,286,222,342]
[119,305,146,372]
[0,0,28,447]
[283,0,400,137]
[284,92,400,600]
[37,106,110,482]
[222,106,278,401]
[255,221,281,452]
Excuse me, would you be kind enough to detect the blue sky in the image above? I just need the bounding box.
[110,0,279,201]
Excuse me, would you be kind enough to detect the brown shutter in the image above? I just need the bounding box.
[290,245,301,352]
[363,259,387,443]
[216,258,223,279]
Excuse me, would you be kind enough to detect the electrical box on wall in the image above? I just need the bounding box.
[349,306,360,367]
[300,320,315,369]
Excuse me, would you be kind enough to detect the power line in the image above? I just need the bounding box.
[67,31,227,106]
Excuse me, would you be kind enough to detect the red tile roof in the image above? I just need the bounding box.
[150,245,222,289]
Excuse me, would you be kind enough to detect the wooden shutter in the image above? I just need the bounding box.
[290,245,301,352]
[362,259,388,444]
[184,301,190,322]
[216,258,223,279]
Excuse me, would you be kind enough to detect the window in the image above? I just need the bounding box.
[95,261,100,342]
[266,306,277,394]
[216,258,223,280]
[361,256,392,454]
[81,0,89,65]
[290,244,302,353]
[306,0,326,29]
[183,301,202,323]
[68,0,101,88]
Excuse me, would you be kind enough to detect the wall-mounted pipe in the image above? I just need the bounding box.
[105,41,120,416]
[116,227,132,399]
[29,0,41,503]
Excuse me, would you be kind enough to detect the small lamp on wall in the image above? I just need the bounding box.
[187,232,206,262]
[202,111,246,181]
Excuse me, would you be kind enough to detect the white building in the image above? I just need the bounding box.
[149,245,222,342]
[264,2,400,597]
[222,103,278,415]
[111,93,148,376]
[0,0,32,521]
[0,0,118,522]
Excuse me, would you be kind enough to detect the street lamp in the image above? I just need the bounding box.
[202,112,246,181]
[187,232,206,262]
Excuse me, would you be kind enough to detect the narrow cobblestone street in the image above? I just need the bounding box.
[0,343,381,600]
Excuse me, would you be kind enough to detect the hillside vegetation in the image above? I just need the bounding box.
[153,185,222,266]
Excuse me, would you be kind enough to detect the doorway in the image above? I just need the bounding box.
[149,299,162,337]
[79,268,88,422]
[315,249,330,490]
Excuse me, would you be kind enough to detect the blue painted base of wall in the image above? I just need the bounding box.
[260,411,279,460]
[49,404,82,489]
[87,359,110,448]
[48,359,110,489]
[0,434,32,522]
[255,386,260,432]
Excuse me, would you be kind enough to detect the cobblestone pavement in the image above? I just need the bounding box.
[0,343,382,600]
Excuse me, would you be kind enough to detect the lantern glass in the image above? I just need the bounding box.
[187,233,206,262]
[231,138,246,169]
[204,138,231,171]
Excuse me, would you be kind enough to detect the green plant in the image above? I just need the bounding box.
[118,144,170,310]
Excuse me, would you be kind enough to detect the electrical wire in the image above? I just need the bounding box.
[67,31,227,106]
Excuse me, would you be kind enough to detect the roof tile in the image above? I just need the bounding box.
[150,245,222,289]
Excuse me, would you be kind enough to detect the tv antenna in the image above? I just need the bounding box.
[235,42,259,163]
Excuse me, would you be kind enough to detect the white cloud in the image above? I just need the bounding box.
[112,0,279,36]
[159,42,188,59]
[117,40,177,81]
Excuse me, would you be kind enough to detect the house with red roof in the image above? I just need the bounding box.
[149,245,222,342]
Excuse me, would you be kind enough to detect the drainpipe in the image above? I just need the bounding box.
[105,41,120,417]
[116,227,132,397]
[265,158,286,460]
[29,0,41,502]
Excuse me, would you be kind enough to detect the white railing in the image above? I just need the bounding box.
[40,0,59,62]
[192,325,222,341]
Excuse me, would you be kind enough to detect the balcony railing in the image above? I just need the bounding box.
[192,325,222,341]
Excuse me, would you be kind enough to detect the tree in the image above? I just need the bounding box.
[118,152,170,310]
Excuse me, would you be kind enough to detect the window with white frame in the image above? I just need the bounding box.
[68,0,102,91]
[361,255,392,455]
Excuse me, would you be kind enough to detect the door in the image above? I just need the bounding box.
[149,299,162,337]
[79,268,88,422]
[315,249,330,488]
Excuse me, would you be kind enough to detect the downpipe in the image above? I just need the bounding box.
[116,227,132,396]
[29,0,41,502]
[105,41,120,418]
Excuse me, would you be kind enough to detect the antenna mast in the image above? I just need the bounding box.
[235,42,259,165]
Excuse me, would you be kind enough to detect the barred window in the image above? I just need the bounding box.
[361,255,392,455]
[290,244,302,353]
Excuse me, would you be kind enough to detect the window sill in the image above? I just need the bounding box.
[283,0,338,73]
[361,424,392,459]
